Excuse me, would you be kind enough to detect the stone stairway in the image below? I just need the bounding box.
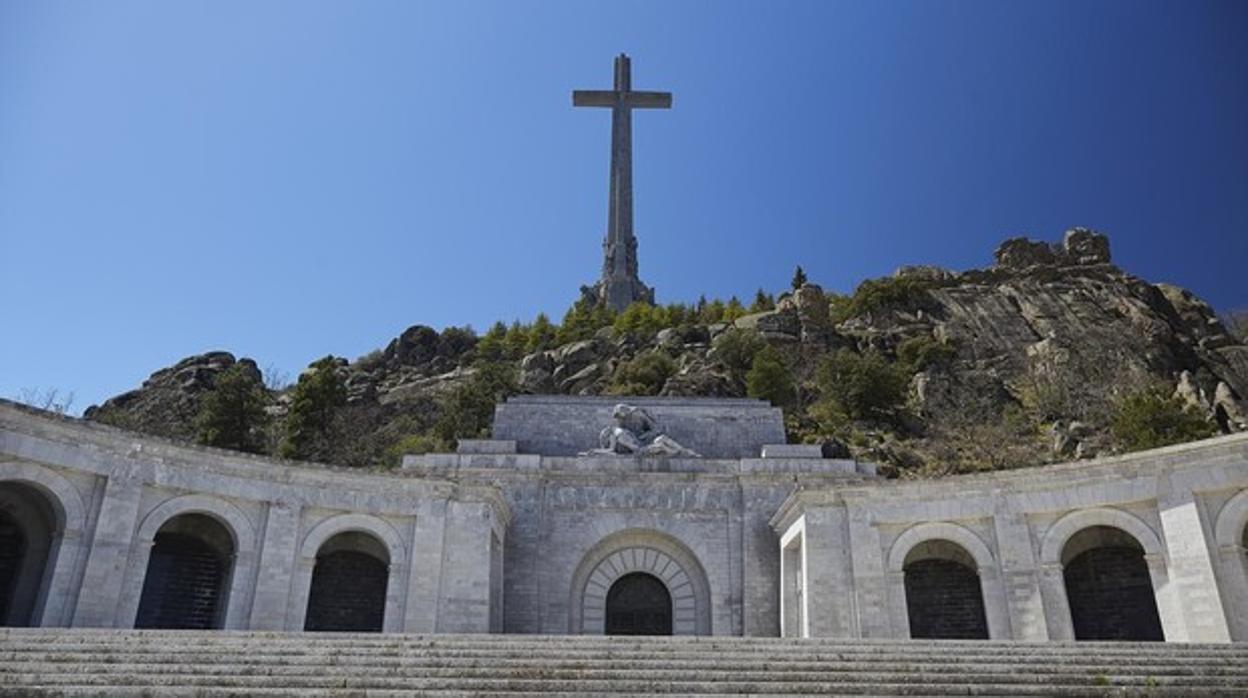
[2,629,1247,696]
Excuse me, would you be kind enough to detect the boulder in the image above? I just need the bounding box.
[994,237,1056,269]
[1061,228,1111,265]
[385,325,440,366]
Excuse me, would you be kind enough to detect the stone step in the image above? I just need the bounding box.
[2,664,1238,689]
[4,642,1244,663]
[5,687,1233,698]
[0,673,1233,694]
[5,653,1244,675]
[5,632,1245,655]
[1,630,1243,696]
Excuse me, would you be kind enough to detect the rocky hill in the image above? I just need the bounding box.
[83,229,1248,476]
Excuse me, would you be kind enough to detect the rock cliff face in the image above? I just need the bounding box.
[84,230,1248,473]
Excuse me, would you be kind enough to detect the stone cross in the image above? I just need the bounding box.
[574,54,671,312]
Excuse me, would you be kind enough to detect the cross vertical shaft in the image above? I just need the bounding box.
[573,54,672,312]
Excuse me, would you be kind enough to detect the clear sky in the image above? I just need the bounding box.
[2,1,1246,414]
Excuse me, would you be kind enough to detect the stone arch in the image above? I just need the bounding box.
[1212,489,1248,641]
[1213,489,1248,551]
[1039,507,1163,566]
[119,494,258,630]
[1040,508,1166,641]
[0,462,86,534]
[885,522,1008,640]
[886,522,996,573]
[569,529,712,636]
[289,513,407,633]
[0,462,89,626]
[298,513,406,564]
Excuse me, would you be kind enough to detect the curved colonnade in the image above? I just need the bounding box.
[2,399,1246,642]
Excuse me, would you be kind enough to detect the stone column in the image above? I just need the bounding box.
[1145,552,1189,642]
[113,538,155,628]
[1038,563,1075,640]
[435,500,495,633]
[992,509,1049,640]
[285,556,316,631]
[71,474,143,627]
[35,526,86,627]
[248,500,301,630]
[403,500,446,632]
[383,560,406,633]
[884,570,909,639]
[1156,492,1232,642]
[802,506,858,638]
[845,504,892,638]
[779,524,804,638]
[977,565,1013,640]
[1215,543,1248,641]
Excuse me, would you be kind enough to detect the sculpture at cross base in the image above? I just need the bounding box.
[581,404,701,458]
[573,54,671,312]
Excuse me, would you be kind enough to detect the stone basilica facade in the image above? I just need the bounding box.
[2,394,1247,644]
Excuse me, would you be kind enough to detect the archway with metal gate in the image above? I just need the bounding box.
[902,539,989,640]
[304,531,389,632]
[0,482,60,627]
[605,572,672,636]
[1062,525,1163,641]
[135,513,235,629]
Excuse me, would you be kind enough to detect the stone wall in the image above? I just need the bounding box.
[2,398,1247,643]
[773,432,1248,643]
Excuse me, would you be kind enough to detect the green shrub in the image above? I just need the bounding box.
[712,328,766,378]
[746,344,796,408]
[613,302,666,338]
[382,433,447,469]
[896,335,956,372]
[610,351,677,395]
[434,360,518,444]
[832,276,938,323]
[813,349,907,421]
[1111,387,1215,452]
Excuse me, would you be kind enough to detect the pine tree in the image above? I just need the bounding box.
[475,321,509,363]
[791,265,808,290]
[526,313,556,353]
[749,288,775,313]
[280,356,347,460]
[196,362,269,454]
[503,321,530,359]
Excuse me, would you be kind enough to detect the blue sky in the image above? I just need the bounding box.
[2,1,1245,413]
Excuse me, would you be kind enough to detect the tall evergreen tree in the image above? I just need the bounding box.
[749,288,775,313]
[280,356,347,460]
[526,313,557,353]
[791,265,808,290]
[196,362,269,454]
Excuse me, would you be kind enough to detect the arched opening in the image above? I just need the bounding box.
[135,513,235,629]
[0,482,59,626]
[902,539,989,639]
[1062,525,1163,641]
[605,572,672,636]
[305,531,388,632]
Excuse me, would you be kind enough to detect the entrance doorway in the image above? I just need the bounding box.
[605,572,672,636]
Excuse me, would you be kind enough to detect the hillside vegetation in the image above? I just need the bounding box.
[83,229,1248,477]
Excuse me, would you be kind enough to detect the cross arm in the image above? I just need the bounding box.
[573,90,617,107]
[625,91,672,109]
